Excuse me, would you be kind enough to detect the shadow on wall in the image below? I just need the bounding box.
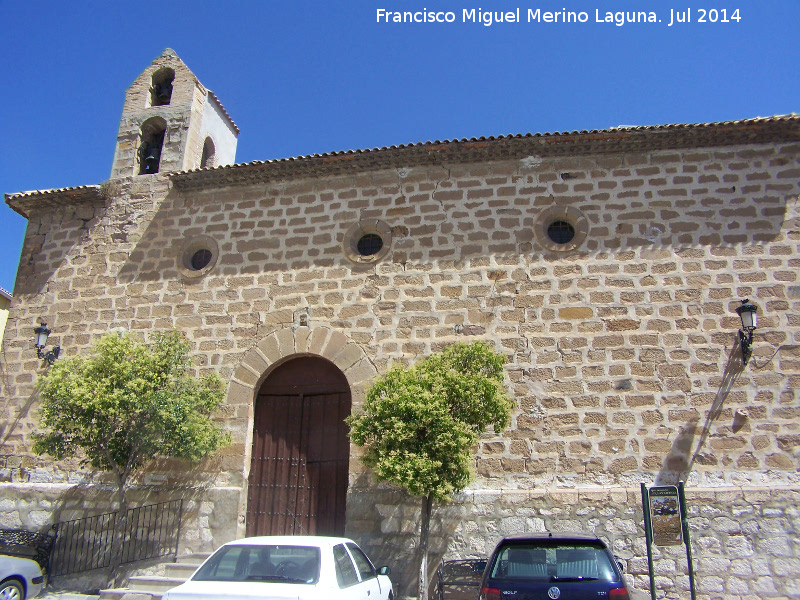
[113,174,790,285]
[0,389,39,462]
[0,350,11,400]
[40,459,228,589]
[47,467,219,523]
[656,334,746,485]
[35,472,212,590]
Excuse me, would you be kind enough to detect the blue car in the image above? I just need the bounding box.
[479,533,630,600]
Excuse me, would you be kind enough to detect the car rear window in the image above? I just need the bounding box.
[193,544,320,584]
[489,543,617,582]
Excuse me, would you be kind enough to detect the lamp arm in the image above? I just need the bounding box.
[739,328,753,366]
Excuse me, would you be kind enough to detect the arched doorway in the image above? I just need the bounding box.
[246,356,351,537]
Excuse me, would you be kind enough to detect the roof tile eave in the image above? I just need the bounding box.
[172,113,800,186]
[5,184,104,219]
[5,183,104,202]
[171,113,799,189]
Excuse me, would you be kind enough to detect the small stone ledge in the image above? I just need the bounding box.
[461,484,800,503]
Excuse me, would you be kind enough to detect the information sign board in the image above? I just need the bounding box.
[649,485,682,546]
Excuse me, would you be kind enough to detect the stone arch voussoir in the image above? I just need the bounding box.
[227,326,377,412]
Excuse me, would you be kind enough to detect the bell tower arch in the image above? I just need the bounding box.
[110,48,239,179]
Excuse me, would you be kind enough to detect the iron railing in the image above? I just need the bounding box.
[436,559,486,600]
[49,499,183,577]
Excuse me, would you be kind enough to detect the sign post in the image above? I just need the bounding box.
[639,483,657,600]
[677,481,697,600]
[641,482,696,600]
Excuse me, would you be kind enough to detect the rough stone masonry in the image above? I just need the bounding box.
[2,50,799,599]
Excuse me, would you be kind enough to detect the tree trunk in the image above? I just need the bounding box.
[418,493,434,600]
[108,477,130,587]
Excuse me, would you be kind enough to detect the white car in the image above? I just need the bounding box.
[0,555,45,600]
[162,536,393,600]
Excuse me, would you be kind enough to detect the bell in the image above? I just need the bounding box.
[155,82,172,104]
[143,147,160,173]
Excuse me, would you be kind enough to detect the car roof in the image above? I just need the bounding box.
[496,532,606,544]
[221,535,355,548]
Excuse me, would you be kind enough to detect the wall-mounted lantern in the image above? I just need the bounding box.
[735,299,758,365]
[34,322,60,365]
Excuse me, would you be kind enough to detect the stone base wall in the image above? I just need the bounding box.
[0,482,243,551]
[347,485,800,600]
[1,481,798,598]
[0,482,242,591]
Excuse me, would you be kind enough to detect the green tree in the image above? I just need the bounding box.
[32,330,230,583]
[347,341,512,600]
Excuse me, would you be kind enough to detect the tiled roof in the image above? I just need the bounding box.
[4,114,799,207]
[170,114,800,190]
[0,286,11,301]
[5,185,103,218]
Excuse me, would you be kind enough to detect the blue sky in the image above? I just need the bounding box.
[1,0,798,293]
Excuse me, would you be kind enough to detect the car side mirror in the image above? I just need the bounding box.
[473,561,487,572]
[378,566,391,576]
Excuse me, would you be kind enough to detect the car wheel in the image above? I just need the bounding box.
[0,578,24,600]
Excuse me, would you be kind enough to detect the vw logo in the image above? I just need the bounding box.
[547,587,561,600]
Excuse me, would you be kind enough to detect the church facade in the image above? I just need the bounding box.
[2,50,800,598]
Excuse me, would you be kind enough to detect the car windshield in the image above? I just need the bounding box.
[193,544,321,584]
[490,543,616,582]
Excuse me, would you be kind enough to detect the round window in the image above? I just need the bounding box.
[190,248,212,271]
[547,221,576,245]
[343,220,393,264]
[533,206,589,252]
[357,233,383,257]
[178,235,219,278]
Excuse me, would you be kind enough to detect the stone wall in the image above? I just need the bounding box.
[347,485,800,599]
[1,481,241,555]
[2,139,799,598]
[0,481,240,590]
[2,482,796,598]
[5,143,799,485]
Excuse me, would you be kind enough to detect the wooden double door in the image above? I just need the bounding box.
[246,356,351,537]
